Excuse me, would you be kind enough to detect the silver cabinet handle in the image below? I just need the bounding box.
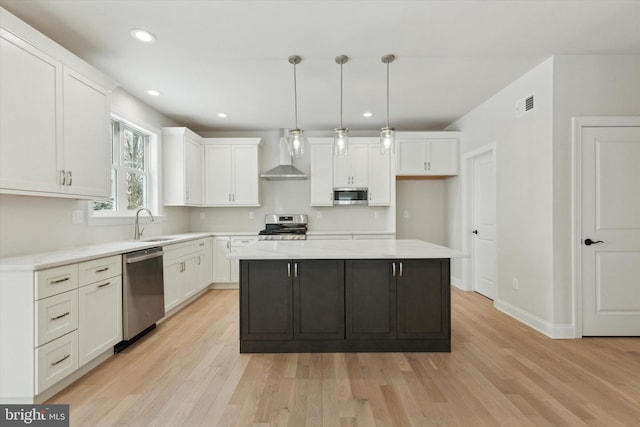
[392,262,396,277]
[427,162,431,171]
[399,262,403,278]
[97,282,111,288]
[67,171,72,186]
[51,354,70,366]
[50,277,70,285]
[287,262,291,278]
[95,267,110,273]
[294,262,298,278]
[199,242,205,247]
[226,240,230,249]
[60,170,66,186]
[50,312,70,321]
[423,161,427,170]
[197,256,201,266]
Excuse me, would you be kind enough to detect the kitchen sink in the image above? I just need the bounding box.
[142,237,177,242]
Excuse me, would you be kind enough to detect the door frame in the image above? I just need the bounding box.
[571,116,640,337]
[461,142,497,296]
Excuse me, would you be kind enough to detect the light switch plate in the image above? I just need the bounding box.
[72,210,84,224]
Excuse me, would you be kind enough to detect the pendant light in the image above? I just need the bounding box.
[334,55,349,156]
[287,55,307,157]
[380,54,396,154]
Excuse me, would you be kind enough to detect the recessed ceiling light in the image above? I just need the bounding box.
[130,29,157,43]
[362,112,373,118]
[217,113,228,118]
[147,90,160,96]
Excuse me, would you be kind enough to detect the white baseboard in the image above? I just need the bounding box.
[451,276,469,291]
[494,298,576,339]
[209,283,239,290]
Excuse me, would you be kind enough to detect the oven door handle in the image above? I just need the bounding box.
[126,251,164,264]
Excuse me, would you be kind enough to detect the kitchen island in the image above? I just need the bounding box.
[229,239,465,353]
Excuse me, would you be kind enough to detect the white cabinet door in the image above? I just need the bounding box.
[78,277,122,367]
[333,143,368,187]
[427,138,458,175]
[212,237,231,283]
[185,137,203,205]
[396,139,425,175]
[62,66,111,198]
[180,256,199,300]
[368,144,391,206]
[204,145,233,205]
[349,144,369,187]
[163,261,182,312]
[310,143,334,206]
[196,238,213,289]
[232,145,259,205]
[0,30,63,194]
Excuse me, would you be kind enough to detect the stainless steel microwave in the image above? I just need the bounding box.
[333,187,368,205]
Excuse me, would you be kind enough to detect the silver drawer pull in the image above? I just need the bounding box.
[50,312,70,321]
[50,277,70,284]
[95,267,110,273]
[50,354,70,366]
[199,242,205,247]
[97,282,111,288]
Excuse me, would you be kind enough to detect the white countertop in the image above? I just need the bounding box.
[0,233,213,271]
[227,239,467,260]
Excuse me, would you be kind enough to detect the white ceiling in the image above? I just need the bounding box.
[1,0,639,132]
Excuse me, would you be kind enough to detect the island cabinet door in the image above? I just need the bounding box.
[293,260,345,340]
[345,260,397,339]
[396,259,450,339]
[240,260,293,340]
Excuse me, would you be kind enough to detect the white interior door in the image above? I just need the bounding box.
[471,151,497,299]
[581,126,640,336]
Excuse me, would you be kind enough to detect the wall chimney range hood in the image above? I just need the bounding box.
[261,130,308,180]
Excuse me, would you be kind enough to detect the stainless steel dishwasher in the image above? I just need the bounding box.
[116,247,165,352]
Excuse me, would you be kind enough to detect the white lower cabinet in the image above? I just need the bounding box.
[78,277,122,367]
[212,235,257,285]
[162,237,212,312]
[0,253,123,402]
[35,330,79,394]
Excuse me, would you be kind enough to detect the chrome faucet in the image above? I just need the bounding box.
[134,208,155,240]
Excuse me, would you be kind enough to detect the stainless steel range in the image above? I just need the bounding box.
[258,214,307,240]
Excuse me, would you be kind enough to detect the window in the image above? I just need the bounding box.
[93,117,155,216]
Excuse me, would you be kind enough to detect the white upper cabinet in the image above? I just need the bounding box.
[368,143,391,206]
[62,67,111,198]
[162,127,203,206]
[396,132,460,176]
[0,10,115,199]
[309,137,391,207]
[309,141,334,206]
[333,143,369,188]
[203,138,260,207]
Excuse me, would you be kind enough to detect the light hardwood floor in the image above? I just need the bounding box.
[48,288,640,426]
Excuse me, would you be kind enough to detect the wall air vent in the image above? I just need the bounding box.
[515,94,535,118]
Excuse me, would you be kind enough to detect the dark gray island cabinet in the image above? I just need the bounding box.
[239,258,450,353]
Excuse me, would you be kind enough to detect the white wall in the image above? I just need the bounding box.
[190,129,395,234]
[446,54,640,337]
[0,88,191,258]
[551,55,640,325]
[396,179,447,244]
[446,57,555,329]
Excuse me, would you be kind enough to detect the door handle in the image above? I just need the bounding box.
[472,230,478,235]
[584,238,604,246]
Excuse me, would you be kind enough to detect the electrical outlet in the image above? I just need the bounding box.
[403,210,409,219]
[200,211,205,220]
[512,277,519,290]
[71,210,84,225]
[374,210,380,220]
[249,211,254,220]
[317,211,323,219]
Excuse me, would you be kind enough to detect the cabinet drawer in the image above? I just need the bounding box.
[35,289,78,346]
[78,255,122,286]
[231,236,258,246]
[35,264,78,300]
[163,241,199,262]
[35,330,79,394]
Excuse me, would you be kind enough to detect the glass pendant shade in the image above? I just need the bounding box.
[288,128,306,157]
[334,128,349,156]
[380,127,395,154]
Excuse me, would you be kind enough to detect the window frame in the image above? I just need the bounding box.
[88,112,162,225]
